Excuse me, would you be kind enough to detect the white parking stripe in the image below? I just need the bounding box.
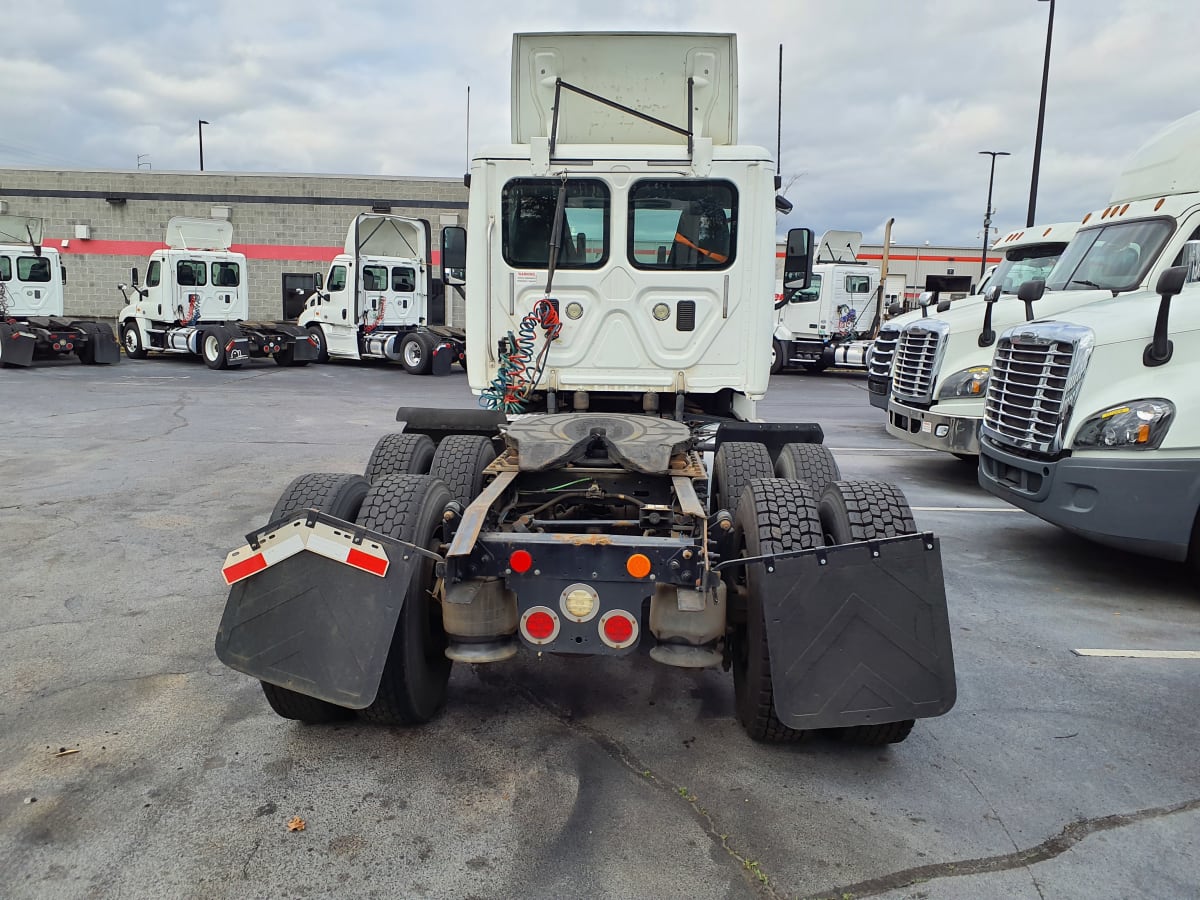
[1072,649,1200,659]
[912,506,1021,512]
[829,447,937,453]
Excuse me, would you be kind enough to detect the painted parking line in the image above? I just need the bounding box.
[829,447,937,453]
[912,506,1021,513]
[1072,649,1200,659]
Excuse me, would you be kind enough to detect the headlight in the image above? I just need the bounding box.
[937,366,990,399]
[1073,399,1174,450]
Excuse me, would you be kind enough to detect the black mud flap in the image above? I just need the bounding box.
[88,323,121,364]
[290,335,319,362]
[214,524,420,709]
[0,326,36,367]
[430,340,455,375]
[760,534,956,729]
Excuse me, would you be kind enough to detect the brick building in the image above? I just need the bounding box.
[0,167,468,322]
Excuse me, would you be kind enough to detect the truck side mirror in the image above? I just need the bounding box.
[782,227,814,292]
[978,284,1003,347]
[313,272,323,291]
[441,226,467,286]
[1017,278,1045,322]
[936,299,951,313]
[131,267,139,287]
[1144,265,1189,367]
[917,291,934,318]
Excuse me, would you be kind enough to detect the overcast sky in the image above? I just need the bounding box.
[2,0,1197,245]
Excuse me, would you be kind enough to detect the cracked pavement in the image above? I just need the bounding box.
[1,358,1198,899]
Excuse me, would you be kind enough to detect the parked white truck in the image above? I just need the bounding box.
[299,213,465,374]
[0,215,119,368]
[878,111,1200,455]
[978,251,1200,565]
[116,217,318,369]
[771,230,880,373]
[866,223,1076,410]
[215,31,956,746]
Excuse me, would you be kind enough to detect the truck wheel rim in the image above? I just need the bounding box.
[205,334,220,360]
[125,329,137,353]
[404,340,422,367]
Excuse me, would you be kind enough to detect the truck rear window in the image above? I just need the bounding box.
[212,261,240,288]
[17,256,51,282]
[177,260,207,287]
[0,256,10,281]
[362,265,388,291]
[502,178,609,269]
[629,180,737,270]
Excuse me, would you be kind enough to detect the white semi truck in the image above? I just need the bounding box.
[877,110,1200,456]
[771,230,880,373]
[978,251,1200,565]
[116,217,318,369]
[215,32,956,746]
[866,223,1077,410]
[0,215,119,368]
[299,213,465,374]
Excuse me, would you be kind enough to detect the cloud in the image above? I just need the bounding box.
[2,0,1198,244]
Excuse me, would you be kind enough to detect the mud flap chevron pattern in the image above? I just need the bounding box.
[215,536,418,709]
[760,535,956,729]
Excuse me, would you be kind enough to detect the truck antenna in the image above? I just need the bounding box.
[775,44,783,191]
[465,85,471,174]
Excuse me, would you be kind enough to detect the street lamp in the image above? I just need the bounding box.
[198,119,209,171]
[979,150,1011,280]
[1027,0,1055,227]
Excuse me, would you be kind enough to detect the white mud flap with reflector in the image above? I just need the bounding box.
[215,510,430,709]
[754,532,956,730]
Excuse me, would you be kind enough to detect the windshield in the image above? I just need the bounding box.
[990,243,1066,294]
[1045,219,1174,292]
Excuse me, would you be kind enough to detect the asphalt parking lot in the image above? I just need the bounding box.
[2,358,1198,900]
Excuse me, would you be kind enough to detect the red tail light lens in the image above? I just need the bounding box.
[599,611,638,649]
[509,549,533,574]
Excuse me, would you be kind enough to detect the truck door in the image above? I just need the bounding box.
[174,258,209,324]
[321,262,360,357]
[14,254,55,315]
[209,259,242,319]
[838,271,873,337]
[780,272,822,339]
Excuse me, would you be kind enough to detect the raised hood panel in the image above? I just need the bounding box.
[166,216,233,251]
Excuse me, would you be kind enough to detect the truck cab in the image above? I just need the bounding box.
[978,250,1200,564]
[117,216,314,368]
[772,230,881,373]
[867,224,1077,411]
[0,215,118,367]
[298,214,460,373]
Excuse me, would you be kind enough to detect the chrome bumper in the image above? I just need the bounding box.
[886,400,981,455]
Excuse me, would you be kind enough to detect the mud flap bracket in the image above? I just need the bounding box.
[757,533,956,730]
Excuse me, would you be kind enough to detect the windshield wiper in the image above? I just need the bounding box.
[1070,279,1100,288]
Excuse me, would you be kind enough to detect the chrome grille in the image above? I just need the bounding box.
[982,324,1092,454]
[891,323,947,404]
[868,327,900,379]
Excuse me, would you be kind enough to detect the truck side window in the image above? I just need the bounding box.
[845,275,871,294]
[328,265,347,292]
[629,179,737,270]
[392,267,416,292]
[212,261,240,287]
[146,260,161,287]
[17,256,51,282]
[0,256,11,281]
[789,273,821,303]
[502,178,609,269]
[177,260,207,287]
[362,266,387,291]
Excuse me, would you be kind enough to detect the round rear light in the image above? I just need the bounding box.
[599,611,638,649]
[509,549,533,574]
[521,606,559,644]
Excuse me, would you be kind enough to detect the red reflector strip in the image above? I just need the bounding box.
[222,553,267,585]
[346,547,388,576]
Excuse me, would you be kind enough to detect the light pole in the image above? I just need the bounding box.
[1027,0,1055,227]
[198,119,209,171]
[979,150,1011,280]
